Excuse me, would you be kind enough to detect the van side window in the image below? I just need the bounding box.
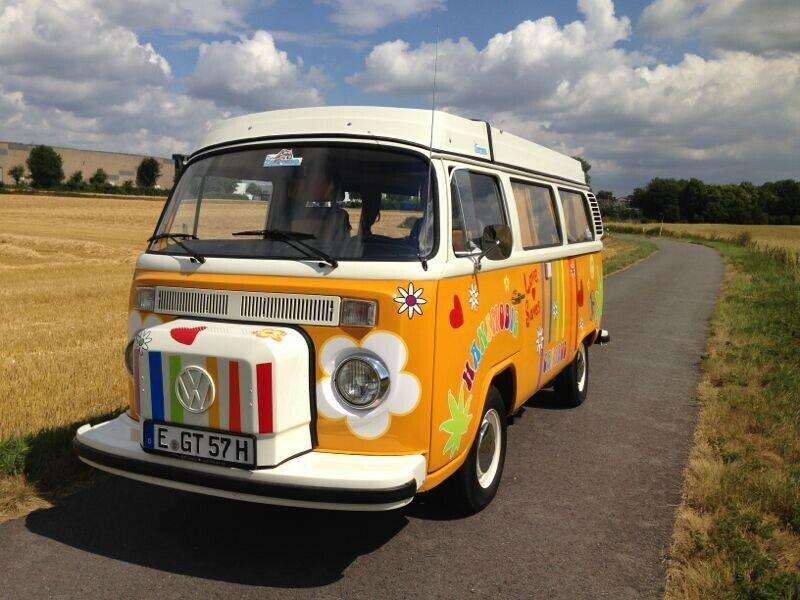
[560,189,594,243]
[451,170,507,254]
[511,181,561,249]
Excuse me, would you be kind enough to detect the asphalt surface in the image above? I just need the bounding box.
[0,239,723,599]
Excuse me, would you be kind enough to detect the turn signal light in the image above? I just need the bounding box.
[134,287,155,312]
[340,298,377,327]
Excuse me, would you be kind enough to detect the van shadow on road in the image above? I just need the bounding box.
[22,387,571,589]
[25,476,414,588]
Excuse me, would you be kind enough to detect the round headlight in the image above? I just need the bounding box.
[333,354,390,410]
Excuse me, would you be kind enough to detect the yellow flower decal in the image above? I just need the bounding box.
[254,328,286,341]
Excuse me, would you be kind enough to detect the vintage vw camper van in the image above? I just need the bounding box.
[75,107,608,513]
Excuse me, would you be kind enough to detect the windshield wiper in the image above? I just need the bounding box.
[148,233,206,264]
[232,229,338,269]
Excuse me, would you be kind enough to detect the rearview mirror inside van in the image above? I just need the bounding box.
[481,224,512,261]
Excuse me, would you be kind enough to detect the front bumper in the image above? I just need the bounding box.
[75,414,426,511]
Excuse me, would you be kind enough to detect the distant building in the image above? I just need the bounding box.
[0,141,174,188]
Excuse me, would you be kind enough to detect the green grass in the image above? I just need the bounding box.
[603,234,658,275]
[626,235,800,598]
[0,411,121,489]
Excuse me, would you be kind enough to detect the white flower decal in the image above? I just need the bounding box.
[468,282,479,311]
[317,332,420,439]
[393,282,427,319]
[570,263,576,278]
[134,329,152,356]
[536,327,544,354]
[552,302,559,318]
[579,316,585,331]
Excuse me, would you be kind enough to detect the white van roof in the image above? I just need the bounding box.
[194,106,587,187]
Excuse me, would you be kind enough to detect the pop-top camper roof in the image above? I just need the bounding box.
[194,106,587,187]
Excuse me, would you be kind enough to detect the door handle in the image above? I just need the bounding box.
[511,291,525,305]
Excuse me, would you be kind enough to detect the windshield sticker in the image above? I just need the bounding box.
[474,144,489,156]
[264,149,302,167]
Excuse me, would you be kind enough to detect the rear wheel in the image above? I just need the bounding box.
[553,340,589,407]
[444,386,507,515]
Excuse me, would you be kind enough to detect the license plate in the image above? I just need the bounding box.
[142,421,255,468]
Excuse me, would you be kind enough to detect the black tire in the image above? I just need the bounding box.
[443,386,508,515]
[553,340,589,407]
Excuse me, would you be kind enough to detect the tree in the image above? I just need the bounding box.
[26,145,64,188]
[66,170,84,190]
[595,190,614,201]
[136,157,161,188]
[121,180,135,193]
[89,168,109,186]
[572,156,591,187]
[8,164,25,186]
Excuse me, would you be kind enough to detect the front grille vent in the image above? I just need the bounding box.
[154,287,341,326]
[240,293,338,325]
[586,192,604,239]
[156,288,229,317]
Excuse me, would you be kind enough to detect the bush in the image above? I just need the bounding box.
[8,164,25,186]
[26,145,64,188]
[88,168,109,186]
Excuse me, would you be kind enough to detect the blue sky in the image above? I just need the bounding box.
[0,0,798,193]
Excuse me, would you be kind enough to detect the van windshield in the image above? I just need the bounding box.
[149,145,436,262]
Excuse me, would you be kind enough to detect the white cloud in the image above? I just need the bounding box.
[95,0,253,34]
[187,31,325,112]
[0,2,326,158]
[320,0,445,33]
[0,0,224,156]
[638,0,800,54]
[349,0,800,191]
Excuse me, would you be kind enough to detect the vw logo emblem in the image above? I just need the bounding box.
[175,366,216,414]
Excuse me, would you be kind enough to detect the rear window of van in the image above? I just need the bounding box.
[560,189,594,244]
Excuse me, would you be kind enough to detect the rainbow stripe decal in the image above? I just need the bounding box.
[140,352,273,434]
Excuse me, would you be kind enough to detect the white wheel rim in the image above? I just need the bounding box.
[476,408,502,489]
[576,344,587,393]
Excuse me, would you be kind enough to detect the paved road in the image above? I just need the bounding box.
[0,239,723,599]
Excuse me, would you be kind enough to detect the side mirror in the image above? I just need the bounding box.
[481,224,512,261]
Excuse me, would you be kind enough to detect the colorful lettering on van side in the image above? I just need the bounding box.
[460,302,519,392]
[441,302,518,457]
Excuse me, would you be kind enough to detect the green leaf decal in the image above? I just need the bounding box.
[440,385,473,458]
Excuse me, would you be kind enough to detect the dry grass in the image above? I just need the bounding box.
[665,242,800,598]
[0,194,161,519]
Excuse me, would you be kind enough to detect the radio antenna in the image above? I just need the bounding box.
[419,25,440,272]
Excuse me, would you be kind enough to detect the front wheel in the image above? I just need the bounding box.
[444,386,507,515]
[553,340,589,407]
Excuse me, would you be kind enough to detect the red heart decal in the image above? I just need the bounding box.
[449,295,464,329]
[577,280,585,307]
[170,326,206,345]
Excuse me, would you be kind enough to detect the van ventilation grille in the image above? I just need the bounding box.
[586,193,604,239]
[156,288,229,317]
[240,293,338,325]
[154,287,341,326]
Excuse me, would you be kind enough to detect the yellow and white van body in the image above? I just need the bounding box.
[75,107,607,512]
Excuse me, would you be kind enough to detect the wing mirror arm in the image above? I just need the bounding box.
[472,224,513,272]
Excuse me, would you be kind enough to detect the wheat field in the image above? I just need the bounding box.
[608,221,800,251]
